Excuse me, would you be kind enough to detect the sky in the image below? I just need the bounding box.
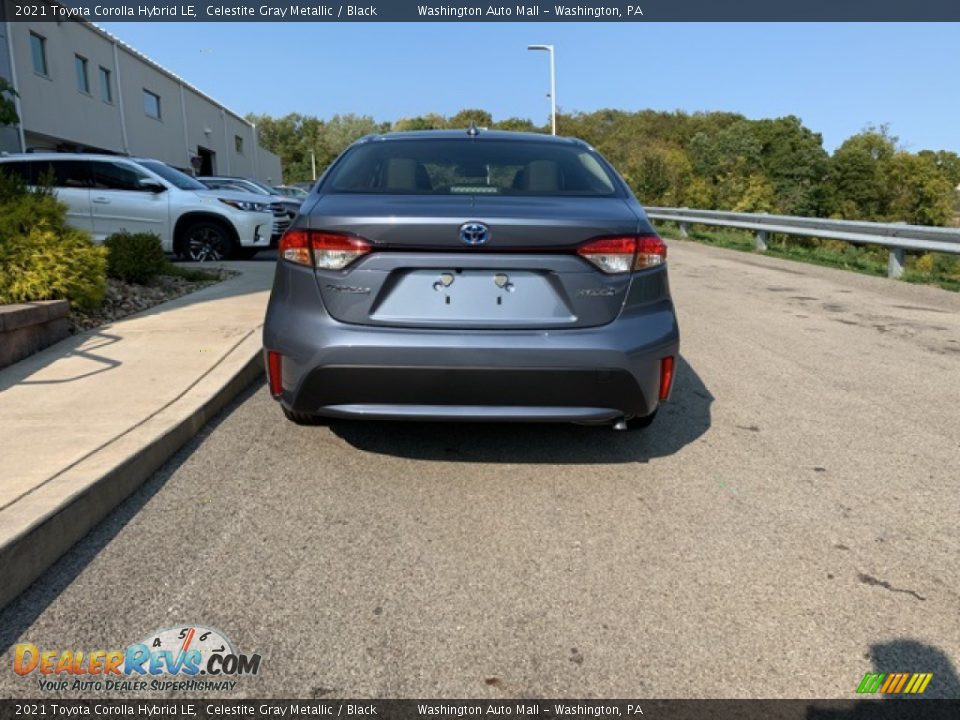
[97,22,960,154]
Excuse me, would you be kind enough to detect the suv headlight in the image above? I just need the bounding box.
[219,198,269,212]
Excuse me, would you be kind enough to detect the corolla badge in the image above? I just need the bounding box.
[459,222,489,246]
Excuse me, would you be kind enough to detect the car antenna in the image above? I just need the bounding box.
[466,122,480,137]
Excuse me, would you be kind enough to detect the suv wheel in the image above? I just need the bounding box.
[180,221,236,262]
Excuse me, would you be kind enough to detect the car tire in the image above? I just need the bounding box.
[179,221,237,262]
[281,406,326,426]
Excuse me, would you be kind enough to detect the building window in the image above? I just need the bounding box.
[143,89,161,119]
[235,135,244,154]
[75,55,90,94]
[99,67,112,103]
[30,32,48,76]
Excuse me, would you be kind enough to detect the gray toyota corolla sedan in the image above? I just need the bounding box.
[263,129,679,429]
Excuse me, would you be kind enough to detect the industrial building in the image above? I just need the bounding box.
[0,3,282,182]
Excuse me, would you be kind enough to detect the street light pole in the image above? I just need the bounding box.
[527,44,556,135]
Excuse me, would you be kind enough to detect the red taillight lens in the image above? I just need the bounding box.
[635,234,667,269]
[279,229,311,266]
[576,234,667,274]
[267,351,283,397]
[659,355,675,402]
[279,229,372,270]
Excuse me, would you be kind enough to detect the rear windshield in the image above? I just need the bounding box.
[322,139,620,197]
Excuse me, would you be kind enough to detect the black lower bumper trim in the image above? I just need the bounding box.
[291,366,649,416]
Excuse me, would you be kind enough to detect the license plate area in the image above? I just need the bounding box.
[370,269,576,325]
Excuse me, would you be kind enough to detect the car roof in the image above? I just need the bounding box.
[0,153,141,162]
[355,129,587,146]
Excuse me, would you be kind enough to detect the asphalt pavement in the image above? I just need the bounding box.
[2,240,959,699]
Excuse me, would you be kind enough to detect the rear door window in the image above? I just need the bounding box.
[1,160,92,187]
[0,161,32,184]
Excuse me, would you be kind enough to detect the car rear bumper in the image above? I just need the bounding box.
[289,366,646,422]
[263,278,679,422]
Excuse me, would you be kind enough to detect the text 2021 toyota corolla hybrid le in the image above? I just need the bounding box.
[263,129,679,429]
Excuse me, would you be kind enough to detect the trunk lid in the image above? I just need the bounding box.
[308,194,642,329]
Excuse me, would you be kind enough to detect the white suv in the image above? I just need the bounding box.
[0,153,275,261]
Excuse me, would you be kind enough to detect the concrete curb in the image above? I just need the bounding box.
[0,333,264,610]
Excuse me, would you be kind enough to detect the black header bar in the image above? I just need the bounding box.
[6,0,960,22]
[2,699,960,720]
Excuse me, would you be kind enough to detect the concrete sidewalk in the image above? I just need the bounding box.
[0,260,274,608]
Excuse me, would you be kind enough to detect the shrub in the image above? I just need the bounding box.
[0,183,67,236]
[104,231,169,284]
[0,225,107,310]
[0,173,107,310]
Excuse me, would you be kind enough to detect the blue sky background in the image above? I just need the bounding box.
[98,22,959,154]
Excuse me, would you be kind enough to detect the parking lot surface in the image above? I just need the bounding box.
[2,240,959,699]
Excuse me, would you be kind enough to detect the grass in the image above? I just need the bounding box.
[653,221,960,292]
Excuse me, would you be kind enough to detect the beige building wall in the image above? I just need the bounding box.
[0,4,282,183]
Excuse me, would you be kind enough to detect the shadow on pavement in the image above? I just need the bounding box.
[0,380,262,657]
[0,330,122,392]
[0,260,271,392]
[867,639,960,699]
[330,355,712,464]
[806,639,960,718]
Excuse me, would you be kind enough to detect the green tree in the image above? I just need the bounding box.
[317,113,385,167]
[918,150,960,187]
[826,126,898,220]
[448,109,493,128]
[493,117,540,132]
[752,116,829,216]
[885,152,955,226]
[392,113,447,131]
[247,108,958,227]
[733,175,778,213]
[0,78,17,126]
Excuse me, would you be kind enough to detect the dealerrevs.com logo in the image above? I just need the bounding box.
[13,626,262,693]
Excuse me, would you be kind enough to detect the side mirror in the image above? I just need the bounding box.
[139,180,166,194]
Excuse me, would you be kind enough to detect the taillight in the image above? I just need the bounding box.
[576,234,667,274]
[278,229,372,270]
[635,234,668,269]
[267,351,283,397]
[659,356,675,401]
[311,231,372,270]
[279,229,311,266]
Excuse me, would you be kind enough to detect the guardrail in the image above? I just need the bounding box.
[644,207,960,278]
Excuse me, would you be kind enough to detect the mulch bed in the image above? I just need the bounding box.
[68,268,236,334]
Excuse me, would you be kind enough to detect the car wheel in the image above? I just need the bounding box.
[180,221,236,262]
[281,406,326,426]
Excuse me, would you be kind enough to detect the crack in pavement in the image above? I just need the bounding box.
[858,572,927,602]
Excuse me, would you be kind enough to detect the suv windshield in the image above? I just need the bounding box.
[323,139,620,197]
[137,160,207,190]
